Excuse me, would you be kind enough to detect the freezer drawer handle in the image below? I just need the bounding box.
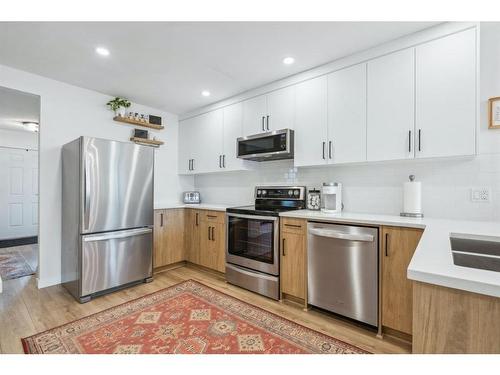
[83,228,152,242]
[308,227,374,242]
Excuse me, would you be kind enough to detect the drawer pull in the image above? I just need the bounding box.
[284,223,302,229]
[385,233,389,257]
[282,238,286,256]
[207,215,218,218]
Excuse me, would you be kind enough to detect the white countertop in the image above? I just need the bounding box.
[154,202,233,212]
[280,210,500,298]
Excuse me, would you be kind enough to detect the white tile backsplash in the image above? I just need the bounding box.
[194,154,500,221]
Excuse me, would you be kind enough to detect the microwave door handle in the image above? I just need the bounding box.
[309,227,374,242]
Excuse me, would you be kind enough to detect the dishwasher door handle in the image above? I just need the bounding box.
[308,227,374,242]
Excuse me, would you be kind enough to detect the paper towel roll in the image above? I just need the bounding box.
[403,180,422,214]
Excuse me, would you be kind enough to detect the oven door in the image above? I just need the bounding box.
[226,213,279,275]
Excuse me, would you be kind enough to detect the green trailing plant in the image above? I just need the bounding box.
[106,97,131,112]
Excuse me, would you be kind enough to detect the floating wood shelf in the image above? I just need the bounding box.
[114,116,164,130]
[130,137,164,147]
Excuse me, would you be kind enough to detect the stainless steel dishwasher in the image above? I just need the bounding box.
[307,222,378,326]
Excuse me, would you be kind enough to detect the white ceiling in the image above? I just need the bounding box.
[0,22,439,115]
[0,86,40,132]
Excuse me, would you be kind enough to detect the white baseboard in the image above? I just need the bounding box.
[37,276,61,289]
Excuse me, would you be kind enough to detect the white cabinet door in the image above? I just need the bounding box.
[294,76,328,167]
[242,94,267,135]
[415,28,476,159]
[267,86,295,131]
[222,102,247,171]
[191,109,223,174]
[178,116,197,174]
[367,48,415,162]
[327,63,367,164]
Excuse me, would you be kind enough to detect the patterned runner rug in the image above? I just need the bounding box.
[22,279,369,354]
[0,249,35,280]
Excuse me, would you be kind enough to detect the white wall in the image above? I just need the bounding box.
[0,128,38,150]
[194,22,500,222]
[0,64,194,288]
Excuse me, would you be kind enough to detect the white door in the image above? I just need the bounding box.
[267,86,295,131]
[178,116,197,174]
[191,109,223,174]
[222,102,247,171]
[294,76,328,167]
[327,63,367,164]
[242,94,267,135]
[367,48,415,162]
[0,148,38,240]
[415,28,476,158]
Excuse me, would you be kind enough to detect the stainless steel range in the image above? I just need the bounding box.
[225,186,306,300]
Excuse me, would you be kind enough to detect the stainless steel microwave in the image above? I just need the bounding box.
[237,129,294,161]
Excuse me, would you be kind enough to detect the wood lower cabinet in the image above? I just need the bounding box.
[185,209,226,273]
[185,209,201,264]
[199,220,226,272]
[280,218,307,301]
[153,209,185,269]
[381,226,423,335]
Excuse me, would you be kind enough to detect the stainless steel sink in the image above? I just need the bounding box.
[450,233,500,272]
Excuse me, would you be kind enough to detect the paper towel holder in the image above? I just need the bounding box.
[400,175,424,218]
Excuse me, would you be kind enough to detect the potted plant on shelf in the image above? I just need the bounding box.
[106,97,131,117]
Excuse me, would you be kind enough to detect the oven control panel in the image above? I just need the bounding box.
[255,186,306,200]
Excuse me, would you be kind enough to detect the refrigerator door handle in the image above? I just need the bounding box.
[84,163,90,231]
[83,227,152,242]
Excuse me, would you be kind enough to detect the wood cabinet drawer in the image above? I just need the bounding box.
[200,210,225,224]
[281,217,306,234]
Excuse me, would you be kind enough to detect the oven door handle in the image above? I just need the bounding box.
[226,213,279,222]
[226,263,278,282]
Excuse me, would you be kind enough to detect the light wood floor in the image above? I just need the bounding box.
[0,265,410,354]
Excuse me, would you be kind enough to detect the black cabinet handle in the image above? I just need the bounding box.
[219,155,222,168]
[195,212,199,226]
[322,142,326,159]
[211,227,215,241]
[408,130,412,153]
[282,238,286,256]
[418,129,422,152]
[329,141,332,159]
[207,214,218,218]
[284,223,302,229]
[385,233,389,257]
[262,116,265,131]
[160,213,164,227]
[266,115,270,131]
[208,226,211,241]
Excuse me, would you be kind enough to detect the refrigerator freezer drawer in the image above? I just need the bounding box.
[81,227,152,297]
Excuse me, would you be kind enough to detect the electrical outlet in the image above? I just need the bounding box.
[471,187,491,203]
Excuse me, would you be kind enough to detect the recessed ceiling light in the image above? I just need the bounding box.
[283,57,295,65]
[95,47,110,57]
[201,90,211,97]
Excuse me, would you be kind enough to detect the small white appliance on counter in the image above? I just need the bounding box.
[183,191,201,204]
[321,182,342,213]
[401,175,424,218]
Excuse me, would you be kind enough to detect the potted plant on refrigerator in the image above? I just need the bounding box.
[106,97,131,117]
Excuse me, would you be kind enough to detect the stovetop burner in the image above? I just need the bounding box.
[227,186,307,217]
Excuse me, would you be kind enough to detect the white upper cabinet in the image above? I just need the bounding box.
[294,76,328,167]
[222,102,248,171]
[367,48,415,161]
[242,86,295,135]
[178,115,198,174]
[242,94,267,135]
[415,28,476,159]
[266,86,295,131]
[327,63,367,164]
[191,109,223,174]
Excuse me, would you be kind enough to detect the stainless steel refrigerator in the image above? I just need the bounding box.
[61,136,154,303]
